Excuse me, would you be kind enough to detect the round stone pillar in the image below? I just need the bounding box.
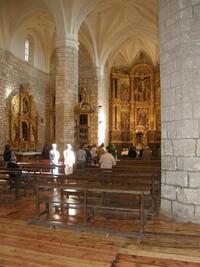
[96,66,109,146]
[55,37,79,152]
[160,0,200,222]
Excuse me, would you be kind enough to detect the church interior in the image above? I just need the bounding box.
[0,0,200,266]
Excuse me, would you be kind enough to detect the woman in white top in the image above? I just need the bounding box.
[63,144,75,175]
[49,143,60,174]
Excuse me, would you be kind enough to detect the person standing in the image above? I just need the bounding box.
[96,143,105,161]
[49,143,60,164]
[63,144,75,175]
[76,145,87,169]
[49,143,60,174]
[41,143,51,162]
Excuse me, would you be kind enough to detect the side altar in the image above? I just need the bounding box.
[7,83,39,152]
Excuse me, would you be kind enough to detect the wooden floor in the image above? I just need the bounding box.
[0,196,200,266]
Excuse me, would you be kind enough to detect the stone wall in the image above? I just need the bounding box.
[160,0,200,222]
[55,41,78,151]
[0,49,50,153]
[46,50,56,143]
[79,44,98,145]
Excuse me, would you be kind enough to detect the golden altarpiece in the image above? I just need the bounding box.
[110,61,160,149]
[8,83,39,151]
[74,87,95,144]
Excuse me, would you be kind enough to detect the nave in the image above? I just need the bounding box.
[0,196,200,267]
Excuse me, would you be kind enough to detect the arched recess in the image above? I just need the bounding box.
[9,9,55,72]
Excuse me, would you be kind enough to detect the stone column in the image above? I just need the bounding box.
[160,0,200,222]
[96,66,109,146]
[55,37,79,151]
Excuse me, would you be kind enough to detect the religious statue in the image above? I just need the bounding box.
[121,112,129,130]
[80,87,89,103]
[120,83,130,101]
[137,109,148,128]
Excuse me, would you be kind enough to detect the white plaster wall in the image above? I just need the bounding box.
[10,29,47,72]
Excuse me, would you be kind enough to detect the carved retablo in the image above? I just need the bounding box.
[110,53,160,149]
[8,83,39,151]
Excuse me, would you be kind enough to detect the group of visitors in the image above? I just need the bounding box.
[47,143,75,175]
[121,144,154,160]
[3,142,117,176]
[41,142,117,174]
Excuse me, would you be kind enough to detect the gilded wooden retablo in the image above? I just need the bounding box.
[110,55,160,149]
[8,83,38,151]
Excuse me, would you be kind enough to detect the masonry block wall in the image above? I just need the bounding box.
[79,44,98,145]
[0,49,49,153]
[160,0,200,222]
[55,43,78,151]
[47,51,56,143]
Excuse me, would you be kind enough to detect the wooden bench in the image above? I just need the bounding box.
[0,169,30,201]
[30,167,159,212]
[32,183,151,233]
[18,162,65,174]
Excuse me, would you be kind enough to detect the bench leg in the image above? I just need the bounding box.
[83,190,87,226]
[35,187,40,219]
[45,202,50,215]
[140,193,144,232]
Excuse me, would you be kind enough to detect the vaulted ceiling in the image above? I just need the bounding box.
[0,0,159,72]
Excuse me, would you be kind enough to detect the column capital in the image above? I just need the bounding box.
[56,34,79,50]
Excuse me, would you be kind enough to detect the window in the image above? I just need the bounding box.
[24,39,29,62]
[24,35,34,64]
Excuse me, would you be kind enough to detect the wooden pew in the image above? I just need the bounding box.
[0,169,29,201]
[67,171,159,213]
[18,162,65,174]
[30,166,159,212]
[32,183,151,233]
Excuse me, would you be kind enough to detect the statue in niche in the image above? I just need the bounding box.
[23,98,29,113]
[137,109,148,129]
[142,79,151,101]
[133,79,143,102]
[133,78,151,102]
[80,87,90,103]
[30,125,36,142]
[139,80,150,101]
[120,83,130,101]
[112,131,120,141]
[12,124,18,142]
[156,112,161,130]
[155,80,160,102]
[121,112,129,130]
